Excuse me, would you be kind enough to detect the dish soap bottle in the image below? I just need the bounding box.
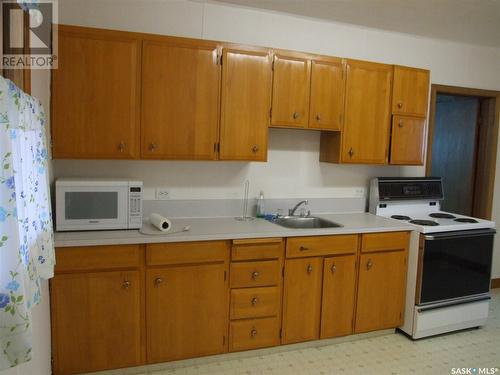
[256,191,265,218]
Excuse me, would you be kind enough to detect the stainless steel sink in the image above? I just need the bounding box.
[270,216,343,229]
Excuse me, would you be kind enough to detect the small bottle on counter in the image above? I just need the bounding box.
[256,191,265,218]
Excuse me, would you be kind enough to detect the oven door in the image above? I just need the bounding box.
[416,229,495,305]
[56,184,129,231]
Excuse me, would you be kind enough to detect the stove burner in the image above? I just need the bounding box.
[409,220,440,226]
[429,212,456,219]
[391,215,412,220]
[454,218,478,223]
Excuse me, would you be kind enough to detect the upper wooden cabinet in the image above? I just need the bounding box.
[320,60,392,164]
[392,65,430,117]
[219,48,272,161]
[141,39,220,160]
[309,58,345,131]
[271,53,311,128]
[52,26,141,159]
[390,115,426,165]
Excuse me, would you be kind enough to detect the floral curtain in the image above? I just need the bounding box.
[0,76,54,369]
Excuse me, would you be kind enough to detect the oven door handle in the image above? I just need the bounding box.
[424,228,496,241]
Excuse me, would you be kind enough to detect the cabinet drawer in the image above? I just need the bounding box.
[146,241,229,265]
[229,317,280,352]
[361,232,409,253]
[55,245,142,272]
[230,287,279,320]
[230,260,280,288]
[232,238,284,261]
[286,235,358,258]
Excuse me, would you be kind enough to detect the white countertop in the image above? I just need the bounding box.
[54,213,414,247]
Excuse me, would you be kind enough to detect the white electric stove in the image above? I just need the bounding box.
[370,177,496,339]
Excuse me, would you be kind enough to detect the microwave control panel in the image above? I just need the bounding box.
[128,184,143,229]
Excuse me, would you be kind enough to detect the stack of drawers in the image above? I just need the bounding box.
[228,238,284,352]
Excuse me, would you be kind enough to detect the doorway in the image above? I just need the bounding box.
[426,85,500,219]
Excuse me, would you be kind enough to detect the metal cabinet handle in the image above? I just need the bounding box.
[366,259,373,270]
[154,277,163,286]
[348,147,354,158]
[397,102,403,109]
[316,113,321,121]
[149,143,157,152]
[118,141,126,152]
[251,271,260,280]
[251,297,258,306]
[398,120,404,128]
[252,145,259,154]
[250,328,258,338]
[307,264,313,274]
[122,280,130,289]
[299,246,309,251]
[293,112,299,119]
[330,264,337,273]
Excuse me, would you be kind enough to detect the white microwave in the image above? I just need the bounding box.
[55,179,143,232]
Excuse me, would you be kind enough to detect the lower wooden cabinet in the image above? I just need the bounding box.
[51,270,143,375]
[146,263,228,362]
[229,317,280,351]
[281,257,323,344]
[321,255,357,338]
[355,250,407,333]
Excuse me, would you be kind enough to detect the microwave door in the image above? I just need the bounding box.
[57,185,128,231]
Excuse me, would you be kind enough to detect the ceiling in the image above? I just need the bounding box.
[212,0,500,48]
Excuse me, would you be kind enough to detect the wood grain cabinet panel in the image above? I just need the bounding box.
[286,234,358,258]
[361,231,409,253]
[147,263,228,363]
[229,317,280,352]
[390,115,426,165]
[141,40,220,159]
[355,251,407,333]
[51,26,141,159]
[219,48,272,161]
[230,286,280,319]
[309,58,345,131]
[392,65,430,117]
[341,60,393,164]
[321,255,357,338]
[271,53,311,128]
[282,257,323,344]
[51,270,143,375]
[230,260,280,288]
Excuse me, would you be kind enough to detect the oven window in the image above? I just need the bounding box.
[419,233,494,304]
[65,192,118,220]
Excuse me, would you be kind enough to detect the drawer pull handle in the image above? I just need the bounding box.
[118,141,126,152]
[398,120,404,128]
[366,259,373,270]
[299,246,309,251]
[154,277,163,286]
[250,328,258,338]
[293,112,299,119]
[252,145,259,154]
[307,264,313,274]
[348,147,354,158]
[330,264,337,273]
[397,102,403,109]
[316,113,321,121]
[122,280,130,289]
[251,271,260,280]
[251,297,258,306]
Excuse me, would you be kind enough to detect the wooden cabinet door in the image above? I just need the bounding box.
[282,257,323,344]
[390,115,426,165]
[147,262,228,362]
[219,48,272,161]
[271,53,311,128]
[309,59,345,131]
[141,40,220,159]
[355,251,407,333]
[51,270,143,374]
[321,255,356,339]
[392,66,430,117]
[342,60,393,164]
[52,26,140,159]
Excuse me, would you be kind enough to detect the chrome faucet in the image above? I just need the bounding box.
[289,200,310,217]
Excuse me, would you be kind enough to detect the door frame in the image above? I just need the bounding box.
[426,84,500,219]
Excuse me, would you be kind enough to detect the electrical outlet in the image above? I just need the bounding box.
[156,188,170,200]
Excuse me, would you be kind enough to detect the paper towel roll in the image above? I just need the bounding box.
[150,213,172,232]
